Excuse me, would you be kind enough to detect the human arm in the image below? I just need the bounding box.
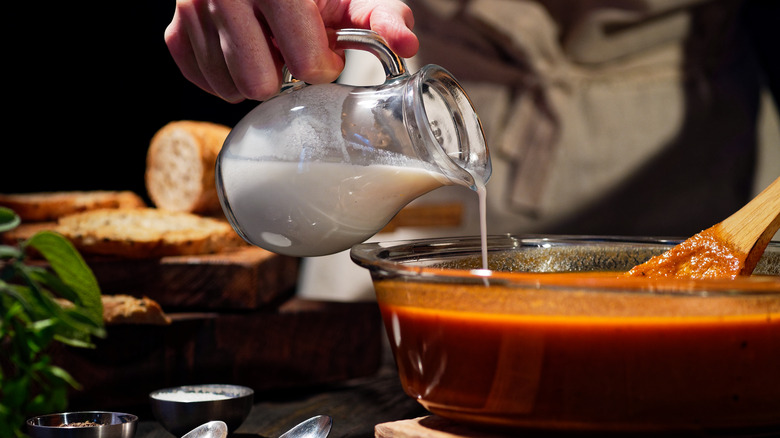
[165,0,419,102]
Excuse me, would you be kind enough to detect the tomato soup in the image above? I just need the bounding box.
[375,279,780,433]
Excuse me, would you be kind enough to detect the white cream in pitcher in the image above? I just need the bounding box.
[220,159,453,257]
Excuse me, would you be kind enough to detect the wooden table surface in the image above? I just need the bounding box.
[133,351,429,438]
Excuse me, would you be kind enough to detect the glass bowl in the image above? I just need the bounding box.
[351,235,780,434]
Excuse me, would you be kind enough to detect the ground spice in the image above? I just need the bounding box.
[60,421,100,427]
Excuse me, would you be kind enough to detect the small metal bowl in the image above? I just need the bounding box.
[26,411,138,438]
[149,384,253,437]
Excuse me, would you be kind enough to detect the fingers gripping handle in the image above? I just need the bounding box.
[281,29,408,88]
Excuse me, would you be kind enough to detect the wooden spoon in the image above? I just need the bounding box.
[626,176,780,279]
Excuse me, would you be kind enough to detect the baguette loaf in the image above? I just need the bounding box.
[146,120,230,214]
[56,208,243,258]
[0,190,145,222]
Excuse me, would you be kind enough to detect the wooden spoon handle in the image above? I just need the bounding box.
[716,176,780,275]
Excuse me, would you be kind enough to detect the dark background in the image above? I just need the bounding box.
[3,1,257,203]
[3,1,778,210]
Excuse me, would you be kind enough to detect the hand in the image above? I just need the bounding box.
[165,0,418,102]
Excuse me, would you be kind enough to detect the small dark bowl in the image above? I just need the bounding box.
[149,384,253,437]
[26,411,138,438]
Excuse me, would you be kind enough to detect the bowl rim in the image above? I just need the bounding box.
[350,234,780,295]
[149,383,254,401]
[25,411,138,428]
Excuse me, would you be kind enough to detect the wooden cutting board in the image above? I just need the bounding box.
[376,416,515,438]
[4,221,300,310]
[87,246,300,310]
[56,297,384,412]
[381,203,463,232]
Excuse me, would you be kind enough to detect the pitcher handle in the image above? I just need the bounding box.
[281,29,407,90]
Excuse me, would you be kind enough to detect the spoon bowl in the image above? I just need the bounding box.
[178,416,331,438]
[181,421,227,438]
[278,415,332,438]
[626,176,780,279]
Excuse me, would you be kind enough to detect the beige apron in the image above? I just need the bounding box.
[405,0,763,236]
[298,0,776,301]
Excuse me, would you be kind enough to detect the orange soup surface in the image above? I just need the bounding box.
[376,276,780,432]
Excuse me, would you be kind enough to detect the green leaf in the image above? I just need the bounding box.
[25,264,80,303]
[25,231,103,327]
[44,364,82,389]
[0,284,32,314]
[30,318,58,332]
[2,226,108,436]
[10,268,103,339]
[0,244,22,259]
[0,207,20,233]
[0,374,30,411]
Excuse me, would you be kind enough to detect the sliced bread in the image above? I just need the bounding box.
[0,190,145,222]
[101,294,171,325]
[56,208,243,258]
[57,294,171,325]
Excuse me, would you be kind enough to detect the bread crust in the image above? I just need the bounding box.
[0,222,56,246]
[101,294,171,325]
[0,191,145,222]
[57,294,171,325]
[145,120,231,214]
[56,208,243,258]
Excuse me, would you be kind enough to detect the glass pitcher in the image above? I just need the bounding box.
[216,29,491,257]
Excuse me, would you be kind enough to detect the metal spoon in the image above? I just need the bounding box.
[179,415,332,438]
[181,421,228,438]
[278,415,332,438]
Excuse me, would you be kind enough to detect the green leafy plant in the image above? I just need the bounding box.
[0,207,105,437]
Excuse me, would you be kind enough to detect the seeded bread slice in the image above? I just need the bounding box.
[56,294,171,325]
[0,190,145,222]
[101,294,171,325]
[56,208,243,258]
[145,120,231,214]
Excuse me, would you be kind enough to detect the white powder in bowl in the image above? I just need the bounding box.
[152,390,232,402]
